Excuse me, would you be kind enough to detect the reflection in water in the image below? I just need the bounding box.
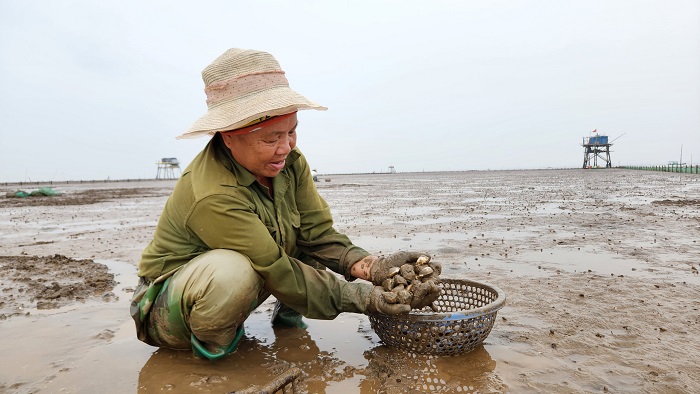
[137,314,504,393]
[137,326,337,393]
[359,345,504,393]
[269,326,321,363]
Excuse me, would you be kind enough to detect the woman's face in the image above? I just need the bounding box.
[222,113,298,180]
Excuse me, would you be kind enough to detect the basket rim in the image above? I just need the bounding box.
[370,278,506,323]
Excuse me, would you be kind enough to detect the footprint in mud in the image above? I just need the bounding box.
[37,301,60,309]
[189,375,229,387]
[101,292,119,302]
[95,329,115,341]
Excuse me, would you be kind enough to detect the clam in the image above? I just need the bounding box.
[393,274,408,286]
[416,266,434,279]
[382,277,395,292]
[399,264,416,281]
[387,266,401,278]
[406,278,421,292]
[391,284,405,294]
[415,255,430,266]
[383,292,399,304]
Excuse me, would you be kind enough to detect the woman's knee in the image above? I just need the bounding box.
[143,252,266,349]
[178,250,265,345]
[199,249,257,281]
[178,249,262,297]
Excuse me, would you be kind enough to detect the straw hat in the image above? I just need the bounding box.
[177,48,327,139]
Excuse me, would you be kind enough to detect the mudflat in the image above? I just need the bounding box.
[1,169,698,393]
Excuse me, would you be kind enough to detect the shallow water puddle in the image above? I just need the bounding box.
[516,246,687,278]
[351,232,476,254]
[0,259,147,392]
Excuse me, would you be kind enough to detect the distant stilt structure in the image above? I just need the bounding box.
[388,166,396,174]
[582,134,612,169]
[156,158,181,179]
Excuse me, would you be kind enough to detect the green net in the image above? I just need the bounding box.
[30,187,60,196]
[6,187,60,198]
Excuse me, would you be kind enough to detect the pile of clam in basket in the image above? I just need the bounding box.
[369,278,506,356]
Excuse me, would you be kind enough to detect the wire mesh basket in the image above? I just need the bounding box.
[368,278,506,356]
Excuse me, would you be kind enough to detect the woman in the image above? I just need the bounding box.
[130,48,440,360]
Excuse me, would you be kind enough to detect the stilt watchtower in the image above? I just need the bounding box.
[582,134,612,168]
[156,158,181,179]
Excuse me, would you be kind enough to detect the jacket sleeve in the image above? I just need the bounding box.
[187,194,372,319]
[291,154,371,277]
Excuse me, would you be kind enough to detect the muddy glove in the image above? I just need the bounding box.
[410,279,441,310]
[369,251,429,286]
[367,286,411,315]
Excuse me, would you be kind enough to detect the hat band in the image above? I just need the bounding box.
[221,111,297,136]
[205,71,289,106]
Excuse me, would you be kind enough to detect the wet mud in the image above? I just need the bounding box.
[0,171,698,393]
[0,254,115,314]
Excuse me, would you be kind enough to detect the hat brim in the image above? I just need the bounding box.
[177,85,327,139]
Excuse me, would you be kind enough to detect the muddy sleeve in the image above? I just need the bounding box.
[187,195,373,318]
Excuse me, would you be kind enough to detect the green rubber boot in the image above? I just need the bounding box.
[191,325,245,360]
[271,301,308,329]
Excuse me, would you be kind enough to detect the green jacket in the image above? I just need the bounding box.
[138,134,373,318]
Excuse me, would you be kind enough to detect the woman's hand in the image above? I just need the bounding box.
[366,286,411,315]
[368,251,430,286]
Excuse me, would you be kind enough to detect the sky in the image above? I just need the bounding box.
[0,0,698,182]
